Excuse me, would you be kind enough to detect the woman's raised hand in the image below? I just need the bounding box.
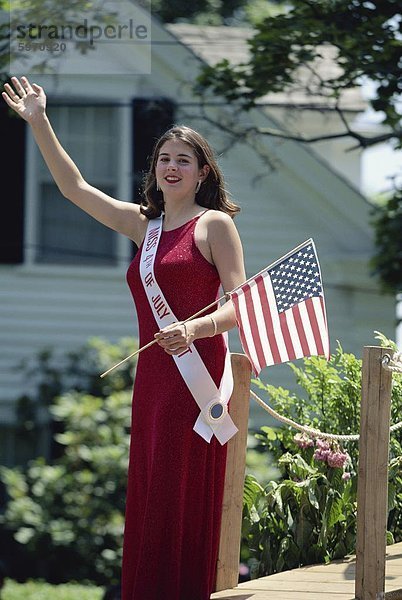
[2,76,46,123]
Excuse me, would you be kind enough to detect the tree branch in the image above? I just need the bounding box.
[242,125,401,150]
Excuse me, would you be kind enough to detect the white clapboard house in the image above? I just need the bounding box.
[0,4,395,464]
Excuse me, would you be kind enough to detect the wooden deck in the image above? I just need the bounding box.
[211,542,402,600]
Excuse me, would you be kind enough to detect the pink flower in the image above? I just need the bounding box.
[342,472,351,481]
[313,439,350,469]
[294,433,314,449]
[327,451,348,468]
[313,439,331,463]
[316,438,330,451]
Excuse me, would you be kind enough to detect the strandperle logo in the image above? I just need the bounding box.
[15,18,149,46]
[8,2,152,76]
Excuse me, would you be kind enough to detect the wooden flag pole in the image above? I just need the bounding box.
[99,238,313,378]
[99,293,229,378]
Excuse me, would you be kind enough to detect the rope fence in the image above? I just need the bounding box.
[249,350,402,443]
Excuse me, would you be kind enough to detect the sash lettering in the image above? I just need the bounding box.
[151,294,170,319]
[139,215,238,445]
[145,227,159,251]
[145,273,154,287]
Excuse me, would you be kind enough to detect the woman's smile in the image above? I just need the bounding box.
[165,175,182,183]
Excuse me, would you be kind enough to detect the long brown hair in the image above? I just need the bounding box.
[140,125,240,219]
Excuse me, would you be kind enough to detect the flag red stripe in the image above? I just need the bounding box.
[256,275,282,364]
[292,303,310,356]
[306,297,325,356]
[243,283,266,371]
[232,292,260,375]
[279,312,296,361]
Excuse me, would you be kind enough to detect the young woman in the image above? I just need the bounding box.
[2,76,246,600]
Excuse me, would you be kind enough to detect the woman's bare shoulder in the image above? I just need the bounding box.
[202,208,237,227]
[202,209,239,237]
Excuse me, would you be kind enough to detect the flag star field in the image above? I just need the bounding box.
[270,245,323,312]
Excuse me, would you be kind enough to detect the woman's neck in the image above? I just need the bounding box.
[162,198,200,228]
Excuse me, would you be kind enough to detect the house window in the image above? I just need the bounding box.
[35,105,119,265]
[132,98,176,203]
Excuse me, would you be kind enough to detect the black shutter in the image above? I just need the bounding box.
[0,105,26,263]
[130,98,175,256]
[132,98,175,205]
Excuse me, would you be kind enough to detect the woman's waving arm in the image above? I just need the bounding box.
[2,76,147,245]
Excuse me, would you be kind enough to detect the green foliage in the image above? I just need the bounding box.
[13,336,136,455]
[15,336,137,406]
[197,0,402,135]
[150,0,286,25]
[0,338,136,585]
[243,0,288,26]
[2,579,103,600]
[152,0,235,25]
[242,456,357,576]
[242,334,402,577]
[253,344,362,463]
[371,186,402,294]
[3,334,402,584]
[194,2,402,296]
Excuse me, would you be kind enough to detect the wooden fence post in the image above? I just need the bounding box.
[355,346,393,600]
[215,353,252,592]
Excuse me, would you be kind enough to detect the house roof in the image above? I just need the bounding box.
[166,23,367,112]
[155,20,373,246]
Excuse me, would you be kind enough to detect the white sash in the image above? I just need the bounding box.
[139,215,238,445]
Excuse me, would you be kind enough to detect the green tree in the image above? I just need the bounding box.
[0,338,136,584]
[150,0,287,25]
[152,0,244,25]
[197,0,401,142]
[196,0,402,292]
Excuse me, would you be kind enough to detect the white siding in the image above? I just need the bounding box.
[0,265,137,423]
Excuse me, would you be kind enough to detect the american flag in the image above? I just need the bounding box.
[230,239,330,376]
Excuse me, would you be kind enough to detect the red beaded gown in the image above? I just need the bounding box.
[122,213,228,600]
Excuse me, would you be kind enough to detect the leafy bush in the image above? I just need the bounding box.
[241,333,402,578]
[12,337,138,463]
[3,333,402,585]
[0,338,137,585]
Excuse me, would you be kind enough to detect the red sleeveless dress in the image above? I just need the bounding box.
[122,214,228,600]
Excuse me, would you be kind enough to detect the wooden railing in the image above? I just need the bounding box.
[214,346,398,600]
[355,346,393,600]
[215,353,251,592]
